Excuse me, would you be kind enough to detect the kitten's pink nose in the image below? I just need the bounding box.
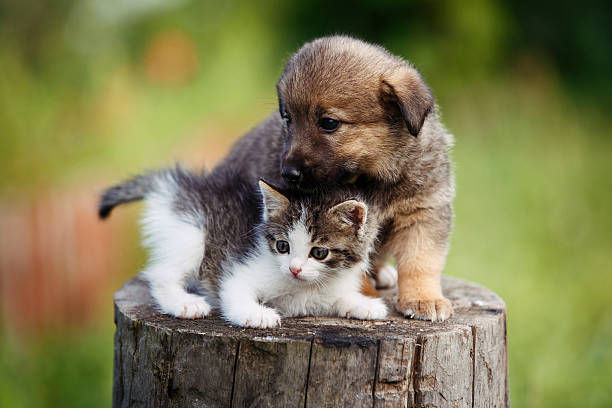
[290,265,302,277]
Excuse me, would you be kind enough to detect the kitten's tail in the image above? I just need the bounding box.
[98,173,154,219]
[98,165,204,219]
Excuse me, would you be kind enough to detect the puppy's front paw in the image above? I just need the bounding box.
[344,298,388,320]
[235,307,282,329]
[396,296,453,322]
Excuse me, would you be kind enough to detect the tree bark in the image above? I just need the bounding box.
[113,276,509,408]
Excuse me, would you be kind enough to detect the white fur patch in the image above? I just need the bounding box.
[131,172,387,325]
[376,264,398,289]
[140,180,210,318]
[284,220,318,281]
[218,248,283,328]
[218,211,388,327]
[334,293,388,320]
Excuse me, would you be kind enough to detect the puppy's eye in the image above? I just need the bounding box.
[310,247,329,260]
[282,114,292,124]
[319,117,339,132]
[276,240,290,253]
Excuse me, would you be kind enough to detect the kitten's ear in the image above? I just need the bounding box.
[329,200,368,235]
[259,179,290,221]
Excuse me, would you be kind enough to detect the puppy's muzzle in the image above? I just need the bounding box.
[281,165,302,184]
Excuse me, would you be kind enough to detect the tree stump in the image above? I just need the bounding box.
[113,276,509,408]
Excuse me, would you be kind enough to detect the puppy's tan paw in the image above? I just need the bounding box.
[395,296,453,322]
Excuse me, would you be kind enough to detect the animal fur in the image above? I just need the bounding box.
[99,166,388,327]
[218,36,454,321]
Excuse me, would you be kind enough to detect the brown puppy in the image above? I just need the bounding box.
[215,36,454,321]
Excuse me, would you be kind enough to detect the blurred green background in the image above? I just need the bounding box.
[1,0,611,406]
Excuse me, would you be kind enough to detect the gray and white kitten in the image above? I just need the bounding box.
[99,166,387,328]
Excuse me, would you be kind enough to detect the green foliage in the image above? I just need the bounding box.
[0,325,113,408]
[445,78,612,407]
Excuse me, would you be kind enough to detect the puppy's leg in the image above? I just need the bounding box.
[390,208,453,321]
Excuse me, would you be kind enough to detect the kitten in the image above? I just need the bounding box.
[99,166,387,328]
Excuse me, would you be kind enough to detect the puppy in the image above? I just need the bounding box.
[214,36,454,321]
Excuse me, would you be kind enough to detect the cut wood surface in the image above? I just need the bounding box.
[113,276,509,408]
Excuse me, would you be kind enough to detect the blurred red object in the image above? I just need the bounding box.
[0,187,133,335]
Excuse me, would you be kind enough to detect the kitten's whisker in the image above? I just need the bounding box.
[313,277,329,293]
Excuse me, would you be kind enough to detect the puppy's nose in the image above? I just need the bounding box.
[281,166,302,184]
[290,265,302,277]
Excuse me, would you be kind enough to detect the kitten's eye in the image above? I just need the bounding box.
[310,247,329,260]
[276,240,290,254]
[319,117,339,132]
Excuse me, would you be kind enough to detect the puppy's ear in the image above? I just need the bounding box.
[328,200,368,236]
[381,66,433,137]
[259,179,290,221]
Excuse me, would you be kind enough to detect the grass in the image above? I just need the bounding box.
[0,324,114,408]
[444,78,612,407]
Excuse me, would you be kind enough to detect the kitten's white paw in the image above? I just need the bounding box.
[376,264,398,289]
[344,298,388,320]
[160,296,211,319]
[231,307,282,328]
[177,299,211,319]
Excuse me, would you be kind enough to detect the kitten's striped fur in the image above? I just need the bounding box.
[100,165,387,327]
